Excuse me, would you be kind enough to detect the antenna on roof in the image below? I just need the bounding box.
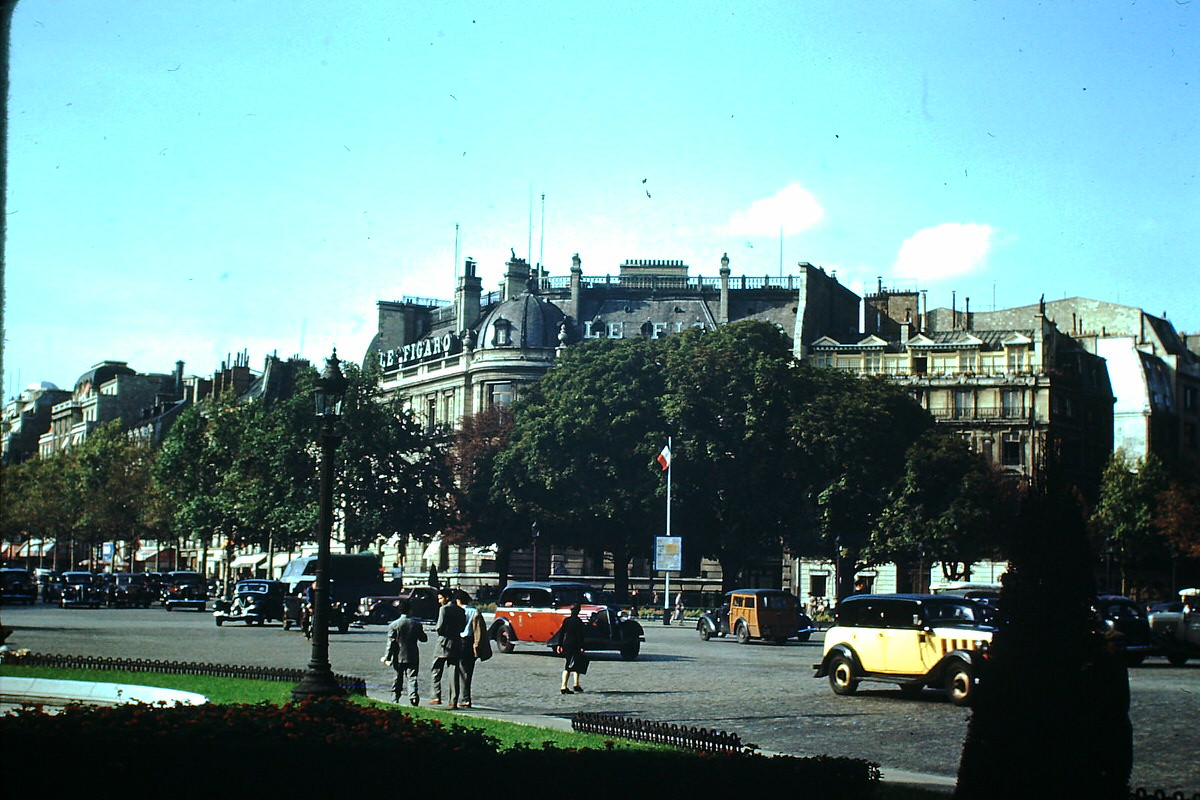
[539,193,546,288]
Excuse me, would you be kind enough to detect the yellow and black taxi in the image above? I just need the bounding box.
[814,593,994,705]
[697,588,817,644]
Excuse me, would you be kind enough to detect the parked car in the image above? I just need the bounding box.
[355,585,439,626]
[1091,594,1154,666]
[0,568,38,605]
[59,571,103,608]
[162,570,209,611]
[814,593,995,706]
[697,589,816,644]
[106,573,154,608]
[35,570,62,603]
[490,581,644,660]
[1148,587,1200,666]
[213,579,287,626]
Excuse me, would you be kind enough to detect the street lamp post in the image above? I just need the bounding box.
[292,350,348,700]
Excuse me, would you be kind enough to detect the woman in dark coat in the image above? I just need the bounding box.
[554,602,586,694]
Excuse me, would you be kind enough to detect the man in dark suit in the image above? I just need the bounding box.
[382,599,427,706]
[429,587,466,709]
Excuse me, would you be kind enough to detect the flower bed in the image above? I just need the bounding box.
[2,699,879,797]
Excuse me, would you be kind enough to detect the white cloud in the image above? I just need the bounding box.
[893,223,994,281]
[718,183,825,237]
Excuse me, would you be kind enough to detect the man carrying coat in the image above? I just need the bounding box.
[429,586,466,709]
[382,599,427,706]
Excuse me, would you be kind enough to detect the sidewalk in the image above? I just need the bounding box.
[364,685,957,794]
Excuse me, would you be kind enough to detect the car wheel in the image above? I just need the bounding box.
[698,625,712,642]
[944,662,974,706]
[774,637,789,645]
[215,617,223,627]
[735,621,750,644]
[620,639,641,661]
[795,632,811,643]
[1166,652,1189,667]
[829,654,858,696]
[495,628,515,654]
[165,604,173,612]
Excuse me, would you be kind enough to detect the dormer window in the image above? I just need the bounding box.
[493,318,512,347]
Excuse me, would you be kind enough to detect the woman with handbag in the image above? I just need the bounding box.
[554,602,587,694]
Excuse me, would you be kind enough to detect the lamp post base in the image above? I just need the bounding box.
[291,663,346,700]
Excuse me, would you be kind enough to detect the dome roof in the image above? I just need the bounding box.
[27,381,61,393]
[75,361,136,394]
[476,293,567,350]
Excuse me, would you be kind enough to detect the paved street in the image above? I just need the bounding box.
[3,603,1197,793]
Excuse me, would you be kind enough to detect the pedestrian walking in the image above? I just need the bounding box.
[381,599,427,706]
[455,589,491,708]
[672,591,685,623]
[553,602,587,694]
[429,586,466,709]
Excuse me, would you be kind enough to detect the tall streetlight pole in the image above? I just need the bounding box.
[292,350,348,700]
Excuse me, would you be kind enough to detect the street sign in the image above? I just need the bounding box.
[655,536,682,572]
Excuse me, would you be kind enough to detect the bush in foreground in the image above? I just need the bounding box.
[2,699,879,798]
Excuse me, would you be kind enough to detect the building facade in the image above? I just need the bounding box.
[2,382,72,464]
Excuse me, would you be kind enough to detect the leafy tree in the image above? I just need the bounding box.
[446,404,525,587]
[1,455,80,568]
[497,337,667,597]
[789,366,933,599]
[866,430,1015,582]
[72,420,156,570]
[659,321,802,590]
[1154,478,1200,560]
[1090,451,1169,594]
[335,361,451,554]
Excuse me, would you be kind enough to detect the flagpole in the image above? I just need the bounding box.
[664,436,671,625]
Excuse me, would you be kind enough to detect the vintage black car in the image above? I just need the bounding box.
[697,589,817,644]
[281,581,351,635]
[60,571,103,608]
[491,581,645,660]
[214,579,287,626]
[35,570,62,603]
[163,570,208,611]
[355,585,439,626]
[1092,594,1154,666]
[106,573,154,608]
[0,568,38,605]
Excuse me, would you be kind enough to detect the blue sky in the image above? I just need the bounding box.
[4,0,1198,396]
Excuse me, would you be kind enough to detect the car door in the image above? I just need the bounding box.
[875,601,926,675]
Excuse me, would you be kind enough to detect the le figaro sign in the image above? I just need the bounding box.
[378,333,462,372]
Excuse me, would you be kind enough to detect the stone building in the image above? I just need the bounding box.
[2,382,71,464]
[958,298,1200,473]
[37,361,185,458]
[366,252,857,430]
[363,253,857,591]
[805,289,1116,499]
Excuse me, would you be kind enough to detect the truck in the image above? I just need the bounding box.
[1147,587,1200,666]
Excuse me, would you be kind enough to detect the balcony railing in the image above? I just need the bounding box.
[928,406,1026,420]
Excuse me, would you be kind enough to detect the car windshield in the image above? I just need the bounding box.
[1100,601,1143,621]
[239,583,268,594]
[64,573,92,585]
[924,600,983,624]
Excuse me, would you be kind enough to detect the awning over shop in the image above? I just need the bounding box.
[16,539,56,558]
[135,547,176,563]
[230,553,267,569]
[1,542,23,559]
[271,553,293,569]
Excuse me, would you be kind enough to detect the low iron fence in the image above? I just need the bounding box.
[572,711,751,753]
[0,651,367,696]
